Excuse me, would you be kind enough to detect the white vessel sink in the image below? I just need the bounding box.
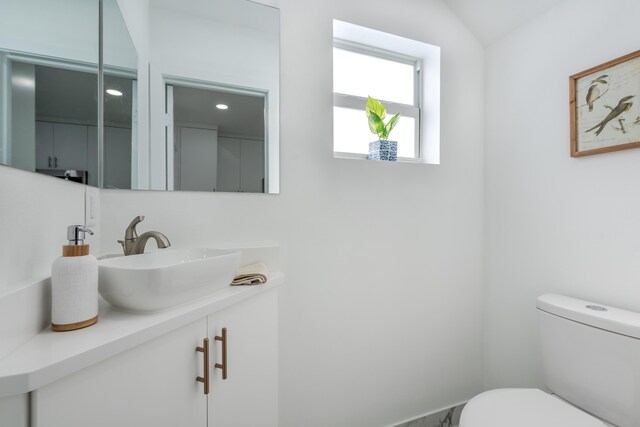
[98,248,240,312]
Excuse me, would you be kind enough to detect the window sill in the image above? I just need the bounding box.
[333,151,436,164]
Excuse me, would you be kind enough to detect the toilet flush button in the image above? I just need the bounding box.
[586,305,608,312]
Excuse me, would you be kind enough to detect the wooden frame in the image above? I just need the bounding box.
[570,50,640,157]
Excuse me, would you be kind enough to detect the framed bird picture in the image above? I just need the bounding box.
[570,49,640,157]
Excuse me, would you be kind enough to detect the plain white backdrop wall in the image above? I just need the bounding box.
[0,166,85,292]
[0,165,85,359]
[484,0,640,390]
[100,0,485,425]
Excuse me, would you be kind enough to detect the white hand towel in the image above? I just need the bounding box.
[231,262,268,285]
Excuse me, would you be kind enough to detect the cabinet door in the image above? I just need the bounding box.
[240,139,264,193]
[52,123,87,171]
[180,127,218,191]
[217,137,240,192]
[32,319,208,427]
[208,289,278,427]
[35,121,53,169]
[104,126,132,189]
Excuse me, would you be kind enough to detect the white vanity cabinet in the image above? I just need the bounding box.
[208,289,278,427]
[32,318,208,427]
[30,288,278,427]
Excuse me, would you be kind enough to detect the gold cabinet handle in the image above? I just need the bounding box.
[215,328,228,380]
[196,338,210,395]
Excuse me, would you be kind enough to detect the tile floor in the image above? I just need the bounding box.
[395,404,464,427]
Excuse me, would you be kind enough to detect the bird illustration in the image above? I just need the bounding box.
[586,95,635,136]
[586,84,600,111]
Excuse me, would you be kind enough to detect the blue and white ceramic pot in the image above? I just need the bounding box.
[368,140,398,161]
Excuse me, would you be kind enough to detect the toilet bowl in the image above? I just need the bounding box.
[460,388,610,426]
[460,294,640,427]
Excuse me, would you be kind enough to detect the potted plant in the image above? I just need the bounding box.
[366,96,400,161]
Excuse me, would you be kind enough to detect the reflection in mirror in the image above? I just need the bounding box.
[0,0,99,185]
[35,66,97,185]
[103,74,135,189]
[103,0,137,190]
[168,83,266,192]
[113,0,280,193]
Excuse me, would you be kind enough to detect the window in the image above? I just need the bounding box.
[332,20,441,164]
[333,42,421,159]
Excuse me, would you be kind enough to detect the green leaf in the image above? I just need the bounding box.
[385,113,400,138]
[369,112,386,139]
[368,115,378,135]
[366,96,386,121]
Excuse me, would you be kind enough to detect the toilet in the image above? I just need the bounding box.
[460,294,640,427]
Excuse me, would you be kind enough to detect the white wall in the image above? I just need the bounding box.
[0,166,86,291]
[484,0,640,390]
[0,165,87,358]
[100,0,485,425]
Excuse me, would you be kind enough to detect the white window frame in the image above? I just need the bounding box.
[332,19,441,164]
[333,39,422,160]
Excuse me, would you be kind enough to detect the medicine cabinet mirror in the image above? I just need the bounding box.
[0,0,280,194]
[0,0,100,185]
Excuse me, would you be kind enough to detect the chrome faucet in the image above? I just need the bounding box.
[118,215,171,255]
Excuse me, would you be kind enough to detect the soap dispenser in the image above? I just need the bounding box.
[51,225,99,332]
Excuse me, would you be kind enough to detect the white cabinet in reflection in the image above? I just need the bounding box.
[35,122,87,171]
[35,121,54,170]
[104,126,132,189]
[240,139,264,193]
[88,125,133,189]
[178,127,219,192]
[52,123,88,171]
[217,136,264,193]
[217,137,240,192]
[35,122,131,188]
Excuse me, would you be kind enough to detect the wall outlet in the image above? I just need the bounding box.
[84,186,100,227]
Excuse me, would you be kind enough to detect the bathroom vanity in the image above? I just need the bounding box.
[0,275,281,427]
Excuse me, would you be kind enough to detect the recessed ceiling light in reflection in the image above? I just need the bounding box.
[216,104,229,110]
[106,89,123,96]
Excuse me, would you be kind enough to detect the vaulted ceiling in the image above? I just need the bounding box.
[442,0,565,46]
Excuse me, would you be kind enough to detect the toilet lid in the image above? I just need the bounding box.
[460,389,608,427]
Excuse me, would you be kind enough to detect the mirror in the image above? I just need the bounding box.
[114,0,280,193]
[0,0,279,193]
[0,0,99,185]
[168,83,267,192]
[102,0,138,190]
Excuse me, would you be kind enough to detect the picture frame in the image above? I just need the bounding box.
[570,50,640,157]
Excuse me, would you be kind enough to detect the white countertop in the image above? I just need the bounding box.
[0,273,283,397]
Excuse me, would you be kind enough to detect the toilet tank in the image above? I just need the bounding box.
[537,294,640,427]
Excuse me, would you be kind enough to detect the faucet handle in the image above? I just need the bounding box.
[124,215,145,240]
